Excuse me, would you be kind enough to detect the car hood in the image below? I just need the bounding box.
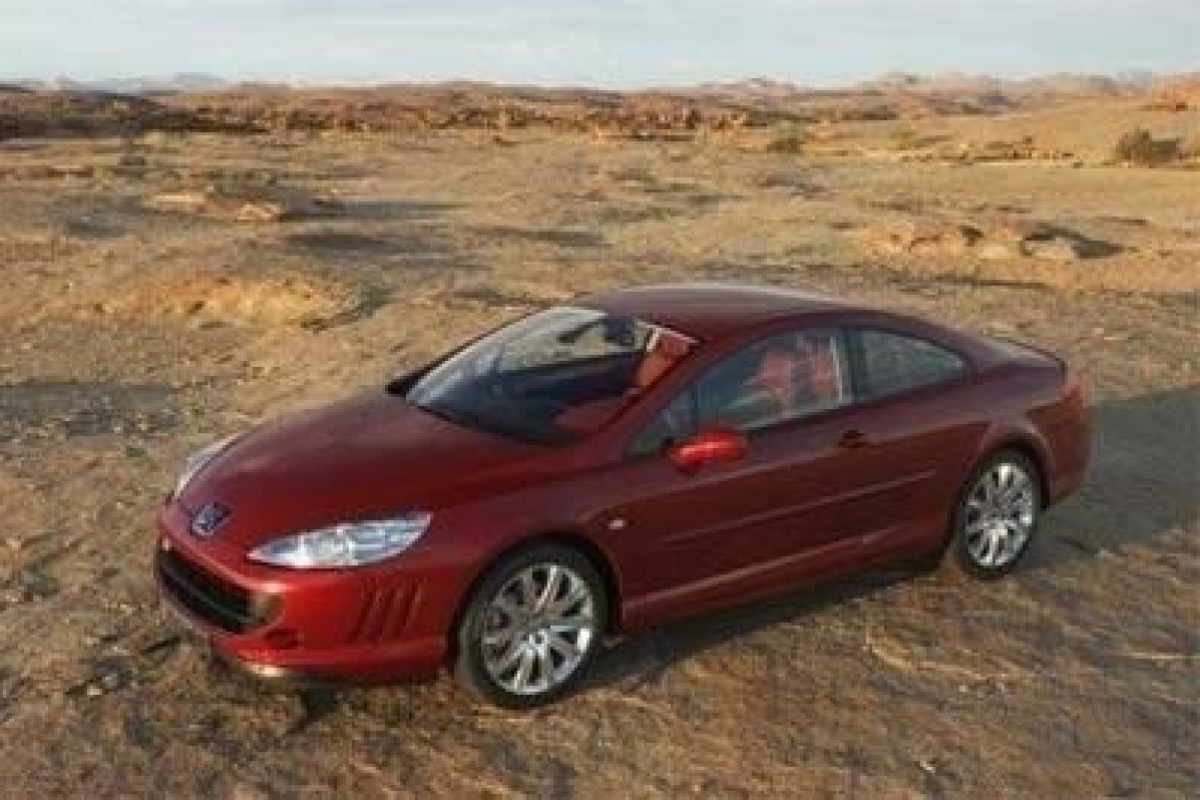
[178,390,547,548]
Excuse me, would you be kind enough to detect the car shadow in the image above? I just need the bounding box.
[1026,383,1198,568]
[586,570,910,691]
[587,383,1199,689]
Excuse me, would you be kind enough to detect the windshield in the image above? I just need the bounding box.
[405,307,695,444]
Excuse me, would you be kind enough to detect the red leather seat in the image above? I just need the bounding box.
[632,332,692,390]
[633,347,677,391]
[747,336,842,423]
[559,331,694,434]
[801,335,841,404]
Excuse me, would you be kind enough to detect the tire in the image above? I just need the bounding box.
[453,544,608,709]
[948,450,1042,580]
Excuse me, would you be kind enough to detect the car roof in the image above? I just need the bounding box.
[577,283,861,340]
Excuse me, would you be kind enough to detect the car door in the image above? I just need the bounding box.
[606,327,876,628]
[836,324,985,554]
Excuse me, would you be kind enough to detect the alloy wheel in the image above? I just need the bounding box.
[479,563,597,697]
[963,460,1037,569]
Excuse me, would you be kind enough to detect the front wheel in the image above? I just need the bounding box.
[949,451,1042,579]
[454,545,606,709]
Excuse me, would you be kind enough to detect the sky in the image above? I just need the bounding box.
[2,0,1196,87]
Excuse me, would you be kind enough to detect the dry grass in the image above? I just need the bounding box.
[1,94,1198,797]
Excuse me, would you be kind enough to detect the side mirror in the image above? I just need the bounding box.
[668,428,748,472]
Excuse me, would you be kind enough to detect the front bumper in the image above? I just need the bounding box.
[155,504,452,683]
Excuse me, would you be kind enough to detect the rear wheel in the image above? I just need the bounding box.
[454,545,606,709]
[949,451,1041,579]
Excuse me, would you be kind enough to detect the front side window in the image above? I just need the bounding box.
[630,327,851,452]
[628,389,697,456]
[695,328,851,432]
[405,307,694,443]
[853,328,966,399]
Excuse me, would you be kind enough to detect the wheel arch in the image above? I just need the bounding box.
[936,432,1051,554]
[446,530,624,661]
[940,436,1049,578]
[982,436,1051,509]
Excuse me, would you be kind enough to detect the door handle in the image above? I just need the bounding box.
[838,429,870,449]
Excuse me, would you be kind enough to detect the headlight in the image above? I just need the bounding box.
[247,513,431,569]
[170,436,237,501]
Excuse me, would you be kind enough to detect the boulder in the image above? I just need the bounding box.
[145,183,339,223]
[873,219,982,255]
[870,216,1120,261]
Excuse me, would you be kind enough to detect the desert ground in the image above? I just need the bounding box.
[0,86,1197,797]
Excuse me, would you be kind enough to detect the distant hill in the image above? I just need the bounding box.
[858,71,1158,98]
[0,71,1193,140]
[1149,73,1200,107]
[10,73,227,95]
[690,78,808,99]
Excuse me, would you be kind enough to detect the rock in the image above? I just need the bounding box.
[233,201,288,223]
[873,219,982,255]
[870,216,1119,261]
[139,130,172,146]
[1002,220,1121,261]
[230,784,270,800]
[975,241,1019,260]
[1024,237,1085,262]
[144,183,339,223]
[145,191,207,214]
[16,569,58,601]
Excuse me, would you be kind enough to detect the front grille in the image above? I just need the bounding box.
[156,546,278,634]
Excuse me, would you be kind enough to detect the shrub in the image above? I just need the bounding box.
[890,126,920,150]
[765,121,808,154]
[1180,133,1200,161]
[1113,128,1182,166]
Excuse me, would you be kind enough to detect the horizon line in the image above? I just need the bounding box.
[5,67,1197,94]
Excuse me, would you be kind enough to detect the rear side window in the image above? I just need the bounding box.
[852,328,966,399]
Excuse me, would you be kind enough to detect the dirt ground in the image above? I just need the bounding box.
[1,99,1197,797]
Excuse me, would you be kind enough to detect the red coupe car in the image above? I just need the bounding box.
[156,284,1089,707]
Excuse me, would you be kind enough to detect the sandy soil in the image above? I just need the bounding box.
[1,101,1197,797]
